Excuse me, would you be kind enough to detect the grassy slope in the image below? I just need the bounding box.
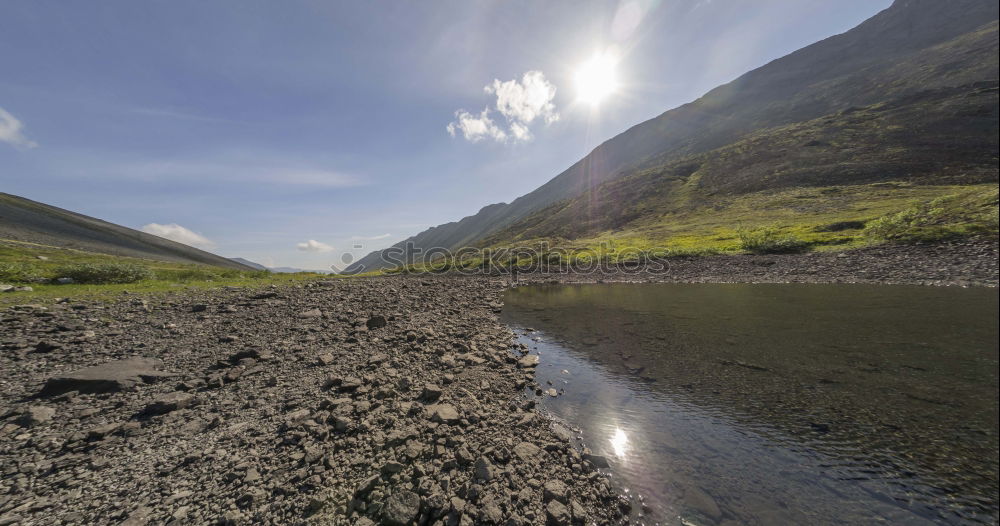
[0,240,324,304]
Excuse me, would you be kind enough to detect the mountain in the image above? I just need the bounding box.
[229,257,269,271]
[0,193,255,270]
[347,0,999,273]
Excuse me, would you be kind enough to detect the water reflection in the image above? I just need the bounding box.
[610,427,629,458]
[502,283,999,525]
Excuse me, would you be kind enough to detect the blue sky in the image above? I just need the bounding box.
[1,0,890,269]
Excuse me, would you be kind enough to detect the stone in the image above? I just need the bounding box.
[39,358,176,397]
[298,308,323,318]
[513,442,541,462]
[420,384,443,402]
[545,499,571,526]
[55,277,74,284]
[366,315,388,330]
[426,404,460,424]
[381,461,405,475]
[473,457,494,482]
[543,480,567,503]
[87,423,121,440]
[316,353,335,366]
[20,406,55,427]
[517,355,540,368]
[583,453,610,469]
[382,489,420,526]
[142,392,196,416]
[34,341,62,353]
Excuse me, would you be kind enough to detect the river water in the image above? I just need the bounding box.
[500,283,998,525]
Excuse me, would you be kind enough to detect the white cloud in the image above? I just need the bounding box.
[0,107,38,149]
[509,121,532,142]
[486,71,559,126]
[296,239,334,252]
[141,223,216,249]
[447,70,558,144]
[446,108,506,142]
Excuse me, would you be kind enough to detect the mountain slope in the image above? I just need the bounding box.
[347,0,999,273]
[480,82,998,246]
[0,193,254,270]
[229,257,268,271]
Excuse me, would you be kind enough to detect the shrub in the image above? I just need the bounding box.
[55,263,154,284]
[863,193,998,243]
[737,226,810,254]
[0,262,47,283]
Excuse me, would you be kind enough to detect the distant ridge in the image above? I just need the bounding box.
[0,193,255,270]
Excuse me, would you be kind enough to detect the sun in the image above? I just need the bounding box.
[574,52,619,106]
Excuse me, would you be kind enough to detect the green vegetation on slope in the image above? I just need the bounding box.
[379,183,997,273]
[0,240,324,303]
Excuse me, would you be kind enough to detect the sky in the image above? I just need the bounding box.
[1,0,891,270]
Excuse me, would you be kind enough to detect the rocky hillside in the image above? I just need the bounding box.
[347,0,999,273]
[0,193,253,270]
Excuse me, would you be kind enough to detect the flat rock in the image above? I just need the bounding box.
[474,457,494,482]
[543,480,568,503]
[142,392,196,416]
[545,499,571,525]
[426,404,460,424]
[517,355,540,368]
[513,441,541,462]
[366,315,387,330]
[20,406,56,427]
[419,384,442,402]
[39,358,176,397]
[583,453,610,469]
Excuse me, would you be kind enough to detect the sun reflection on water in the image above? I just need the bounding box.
[611,427,629,458]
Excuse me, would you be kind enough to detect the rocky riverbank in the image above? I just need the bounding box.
[513,239,999,288]
[0,278,628,525]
